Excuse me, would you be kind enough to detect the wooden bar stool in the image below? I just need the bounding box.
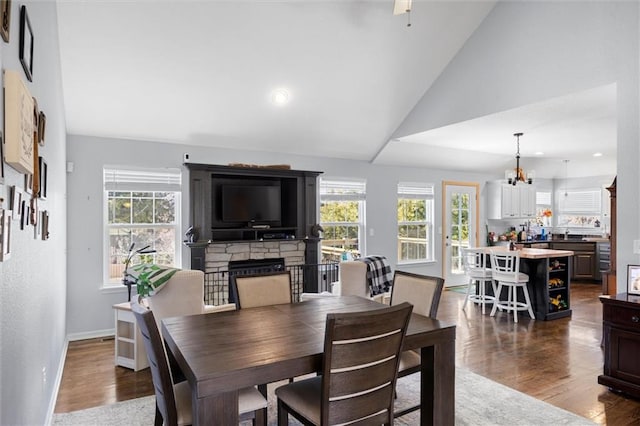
[462,248,497,314]
[489,250,535,323]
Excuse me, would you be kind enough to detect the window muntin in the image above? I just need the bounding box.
[104,168,181,286]
[319,178,366,262]
[397,182,434,263]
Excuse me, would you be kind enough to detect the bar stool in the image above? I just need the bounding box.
[462,248,497,314]
[489,249,535,323]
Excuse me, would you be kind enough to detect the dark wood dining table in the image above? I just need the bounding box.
[161,295,456,425]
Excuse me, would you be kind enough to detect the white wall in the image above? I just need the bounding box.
[0,2,67,424]
[66,134,495,335]
[394,1,639,291]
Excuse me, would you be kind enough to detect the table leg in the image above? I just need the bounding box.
[193,390,239,425]
[420,335,455,426]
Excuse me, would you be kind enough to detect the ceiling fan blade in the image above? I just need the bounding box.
[393,0,412,15]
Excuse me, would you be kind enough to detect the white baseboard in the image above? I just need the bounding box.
[45,339,68,426]
[67,328,115,342]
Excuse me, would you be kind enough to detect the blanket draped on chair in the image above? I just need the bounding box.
[125,264,180,297]
[360,255,393,296]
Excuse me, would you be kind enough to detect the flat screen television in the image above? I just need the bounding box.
[221,185,281,224]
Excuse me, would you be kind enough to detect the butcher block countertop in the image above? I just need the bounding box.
[479,247,574,259]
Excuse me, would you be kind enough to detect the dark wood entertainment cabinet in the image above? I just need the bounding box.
[184,163,322,273]
[598,293,640,399]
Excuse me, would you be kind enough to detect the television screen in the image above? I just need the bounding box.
[221,185,281,224]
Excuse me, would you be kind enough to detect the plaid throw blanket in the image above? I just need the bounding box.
[360,255,393,296]
[125,264,180,298]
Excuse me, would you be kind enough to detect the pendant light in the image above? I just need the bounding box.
[505,132,535,185]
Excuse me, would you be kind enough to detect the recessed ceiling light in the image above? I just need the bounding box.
[593,152,603,157]
[271,88,290,106]
[535,151,544,156]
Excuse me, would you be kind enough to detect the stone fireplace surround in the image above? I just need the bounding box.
[204,240,306,273]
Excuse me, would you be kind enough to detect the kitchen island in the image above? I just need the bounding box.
[479,247,575,320]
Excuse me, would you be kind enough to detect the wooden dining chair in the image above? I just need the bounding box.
[231,270,292,309]
[275,302,414,425]
[389,270,445,418]
[130,301,268,426]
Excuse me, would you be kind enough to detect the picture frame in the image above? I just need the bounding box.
[38,156,47,199]
[38,111,46,146]
[9,186,22,221]
[19,199,26,230]
[0,131,4,185]
[4,70,35,174]
[41,210,49,240]
[628,265,640,295]
[0,209,12,261]
[19,5,33,82]
[1,0,11,43]
[24,173,33,194]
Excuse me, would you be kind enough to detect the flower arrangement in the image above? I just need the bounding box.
[542,209,553,217]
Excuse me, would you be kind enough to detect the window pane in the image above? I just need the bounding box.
[132,198,154,223]
[109,197,131,224]
[320,200,360,222]
[155,193,176,224]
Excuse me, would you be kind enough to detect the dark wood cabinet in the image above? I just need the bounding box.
[550,242,597,281]
[599,294,640,398]
[524,255,572,321]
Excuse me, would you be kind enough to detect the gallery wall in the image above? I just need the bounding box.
[0,1,67,425]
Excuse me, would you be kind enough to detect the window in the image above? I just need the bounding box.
[535,190,552,226]
[104,168,182,286]
[319,178,366,262]
[556,188,602,228]
[397,182,434,263]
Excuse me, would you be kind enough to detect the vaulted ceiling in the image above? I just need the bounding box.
[56,1,616,178]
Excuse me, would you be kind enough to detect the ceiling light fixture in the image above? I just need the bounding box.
[393,0,412,27]
[593,152,603,157]
[505,132,534,185]
[271,88,290,106]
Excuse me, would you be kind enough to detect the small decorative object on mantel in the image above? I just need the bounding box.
[1,0,11,43]
[228,163,291,170]
[19,5,33,82]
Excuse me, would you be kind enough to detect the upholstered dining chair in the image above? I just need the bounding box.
[489,249,535,323]
[230,270,292,309]
[389,270,445,418]
[145,269,230,331]
[275,302,414,425]
[130,301,268,426]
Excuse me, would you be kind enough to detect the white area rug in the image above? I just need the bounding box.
[53,367,595,425]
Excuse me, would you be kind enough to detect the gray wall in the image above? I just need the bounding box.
[395,1,639,291]
[0,2,67,425]
[66,134,495,336]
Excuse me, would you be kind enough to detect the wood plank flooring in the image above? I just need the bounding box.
[55,283,640,424]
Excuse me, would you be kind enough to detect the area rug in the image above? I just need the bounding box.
[52,367,595,425]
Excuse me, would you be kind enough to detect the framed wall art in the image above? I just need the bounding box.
[628,265,640,295]
[10,186,21,221]
[3,70,34,174]
[0,131,4,184]
[19,5,33,82]
[38,156,47,199]
[41,210,49,240]
[0,209,12,261]
[1,0,11,43]
[38,111,46,146]
[19,199,26,230]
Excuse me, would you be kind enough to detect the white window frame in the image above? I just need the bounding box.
[556,188,602,229]
[397,182,435,264]
[319,177,366,261]
[103,167,182,288]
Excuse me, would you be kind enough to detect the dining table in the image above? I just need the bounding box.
[161,295,456,425]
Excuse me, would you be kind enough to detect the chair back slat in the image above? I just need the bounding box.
[231,271,292,309]
[489,250,521,278]
[321,302,413,425]
[130,301,178,426]
[390,271,444,318]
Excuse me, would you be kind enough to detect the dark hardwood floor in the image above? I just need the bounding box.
[55,282,640,424]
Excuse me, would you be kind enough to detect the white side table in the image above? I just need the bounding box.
[113,302,149,371]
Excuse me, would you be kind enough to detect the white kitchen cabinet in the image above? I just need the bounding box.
[487,181,536,219]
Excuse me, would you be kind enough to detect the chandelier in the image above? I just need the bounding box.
[505,132,534,185]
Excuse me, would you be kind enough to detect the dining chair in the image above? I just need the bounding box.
[389,270,445,418]
[230,270,292,309]
[129,300,268,426]
[145,269,226,331]
[275,302,414,425]
[489,249,535,323]
[461,248,497,314]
